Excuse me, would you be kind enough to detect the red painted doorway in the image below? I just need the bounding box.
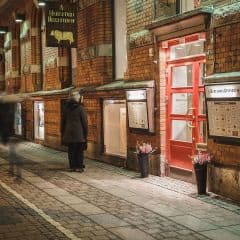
[165,35,207,171]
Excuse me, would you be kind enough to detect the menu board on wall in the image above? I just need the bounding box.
[126,89,154,132]
[207,101,240,138]
[127,102,148,129]
[205,83,240,142]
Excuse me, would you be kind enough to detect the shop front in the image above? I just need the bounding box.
[164,34,207,171]
[103,100,127,157]
[148,8,212,177]
[34,101,44,140]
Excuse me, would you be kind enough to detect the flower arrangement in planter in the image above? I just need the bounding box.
[191,151,213,195]
[135,141,157,178]
[191,152,212,165]
[136,141,156,155]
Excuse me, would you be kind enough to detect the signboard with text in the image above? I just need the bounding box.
[46,2,77,48]
[205,83,240,143]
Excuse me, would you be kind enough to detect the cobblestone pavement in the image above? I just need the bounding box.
[0,141,239,240]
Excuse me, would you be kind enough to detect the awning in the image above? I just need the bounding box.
[0,92,30,103]
[30,86,74,97]
[147,7,213,41]
[94,80,155,91]
[204,72,240,83]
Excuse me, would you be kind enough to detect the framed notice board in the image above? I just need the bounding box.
[205,82,240,144]
[126,88,154,133]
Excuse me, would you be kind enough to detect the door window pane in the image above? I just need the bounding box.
[172,65,192,87]
[170,40,204,59]
[172,120,192,142]
[199,92,206,115]
[172,93,192,114]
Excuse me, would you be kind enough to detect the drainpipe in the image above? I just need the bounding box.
[111,0,115,80]
[39,8,43,90]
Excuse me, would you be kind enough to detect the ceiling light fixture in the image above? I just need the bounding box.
[15,13,25,23]
[0,26,8,34]
[38,0,46,7]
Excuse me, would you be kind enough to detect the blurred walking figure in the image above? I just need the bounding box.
[61,91,88,172]
[0,99,22,180]
[8,137,21,179]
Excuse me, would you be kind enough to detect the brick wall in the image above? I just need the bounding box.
[44,99,62,148]
[205,4,240,201]
[127,0,153,33]
[125,0,161,173]
[77,0,112,87]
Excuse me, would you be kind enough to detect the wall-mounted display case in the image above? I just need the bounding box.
[205,82,240,144]
[126,88,154,133]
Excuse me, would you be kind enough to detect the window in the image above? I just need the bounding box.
[155,0,196,19]
[114,0,127,80]
[170,40,204,60]
[180,0,194,13]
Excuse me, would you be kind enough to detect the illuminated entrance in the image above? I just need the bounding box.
[103,100,127,157]
[34,101,45,140]
[164,34,207,170]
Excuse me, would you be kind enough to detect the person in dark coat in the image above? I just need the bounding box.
[61,91,88,172]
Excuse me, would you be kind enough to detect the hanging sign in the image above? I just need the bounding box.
[46,2,77,48]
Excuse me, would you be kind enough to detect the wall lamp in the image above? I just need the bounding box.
[15,13,25,23]
[0,26,8,34]
[38,0,46,7]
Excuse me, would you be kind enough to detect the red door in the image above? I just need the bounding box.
[167,57,206,170]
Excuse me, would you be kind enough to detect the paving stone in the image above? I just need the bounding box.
[110,226,156,240]
[1,142,240,240]
[88,213,129,228]
[170,215,218,232]
[201,228,240,240]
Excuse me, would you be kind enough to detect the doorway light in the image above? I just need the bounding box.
[0,26,8,34]
[15,13,25,23]
[38,0,46,7]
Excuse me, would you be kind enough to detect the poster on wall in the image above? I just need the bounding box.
[45,2,77,47]
[205,83,240,142]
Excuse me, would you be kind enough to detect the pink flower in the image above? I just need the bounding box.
[136,142,155,154]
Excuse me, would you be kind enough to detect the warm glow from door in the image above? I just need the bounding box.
[103,100,127,157]
[34,101,44,140]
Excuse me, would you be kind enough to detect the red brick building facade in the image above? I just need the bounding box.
[0,0,239,201]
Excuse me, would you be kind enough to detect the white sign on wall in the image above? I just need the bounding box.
[205,84,240,98]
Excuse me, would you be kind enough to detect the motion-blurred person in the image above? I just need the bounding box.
[61,91,88,172]
[0,102,21,180]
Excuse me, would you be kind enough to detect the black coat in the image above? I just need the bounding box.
[61,99,88,144]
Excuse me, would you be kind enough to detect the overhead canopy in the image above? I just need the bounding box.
[0,92,29,103]
[204,71,240,84]
[148,7,213,41]
[94,80,155,91]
